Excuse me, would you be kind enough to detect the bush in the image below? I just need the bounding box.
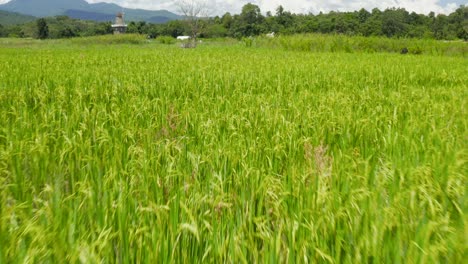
[242,37,254,47]
[409,46,423,55]
[158,36,175,45]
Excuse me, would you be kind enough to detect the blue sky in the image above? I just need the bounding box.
[0,0,465,15]
[439,0,465,4]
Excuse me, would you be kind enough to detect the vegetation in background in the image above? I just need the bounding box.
[255,34,467,56]
[218,4,467,40]
[1,15,113,39]
[0,37,466,263]
[0,4,467,41]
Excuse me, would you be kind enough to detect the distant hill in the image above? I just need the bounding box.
[63,9,173,23]
[0,0,181,23]
[64,9,113,22]
[0,10,35,25]
[0,0,88,17]
[146,16,173,24]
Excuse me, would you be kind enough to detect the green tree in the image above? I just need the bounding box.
[231,3,264,37]
[357,8,371,23]
[221,12,233,29]
[203,23,227,38]
[275,5,294,30]
[0,24,5,37]
[58,26,77,38]
[127,21,138,33]
[163,20,187,38]
[381,8,408,37]
[432,14,455,39]
[145,23,165,38]
[359,9,383,36]
[332,13,358,34]
[36,18,49,39]
[316,12,333,34]
[296,15,319,33]
[6,25,24,38]
[449,5,468,40]
[91,22,112,36]
[241,3,263,25]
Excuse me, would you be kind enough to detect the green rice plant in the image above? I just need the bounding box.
[0,37,466,263]
[69,34,149,45]
[242,37,254,47]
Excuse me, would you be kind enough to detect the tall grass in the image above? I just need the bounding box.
[0,40,466,262]
[256,34,468,56]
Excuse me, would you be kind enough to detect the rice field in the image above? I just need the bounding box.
[0,37,466,263]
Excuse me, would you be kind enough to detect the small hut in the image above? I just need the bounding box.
[112,13,127,34]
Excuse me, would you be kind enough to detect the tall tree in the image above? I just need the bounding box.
[276,5,294,29]
[36,18,49,39]
[357,8,371,23]
[449,5,468,40]
[381,8,408,37]
[163,20,188,38]
[176,0,209,47]
[432,14,451,39]
[0,24,5,37]
[231,3,264,37]
[221,12,233,29]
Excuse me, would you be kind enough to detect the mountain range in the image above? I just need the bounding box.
[0,9,35,25]
[0,0,181,23]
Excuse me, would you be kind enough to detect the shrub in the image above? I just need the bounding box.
[158,36,175,45]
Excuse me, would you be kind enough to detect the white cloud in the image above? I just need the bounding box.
[87,0,462,15]
[0,0,462,15]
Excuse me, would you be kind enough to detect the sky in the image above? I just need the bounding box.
[0,0,465,15]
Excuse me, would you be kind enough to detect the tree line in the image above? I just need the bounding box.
[0,15,112,38]
[0,4,466,40]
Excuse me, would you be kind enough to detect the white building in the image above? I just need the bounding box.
[177,36,191,41]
